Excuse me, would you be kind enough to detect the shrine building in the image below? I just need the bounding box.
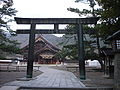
[21,35,60,64]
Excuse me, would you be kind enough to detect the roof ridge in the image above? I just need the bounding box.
[35,34,60,50]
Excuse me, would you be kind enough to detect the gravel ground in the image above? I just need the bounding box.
[0,64,114,88]
[0,66,42,86]
[50,64,114,88]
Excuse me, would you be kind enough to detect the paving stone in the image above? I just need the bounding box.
[3,66,85,88]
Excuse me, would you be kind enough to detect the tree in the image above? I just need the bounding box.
[58,25,99,60]
[96,0,120,38]
[66,0,120,70]
[68,0,120,38]
[65,0,106,70]
[0,0,19,59]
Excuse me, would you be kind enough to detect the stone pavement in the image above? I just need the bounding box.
[3,66,85,88]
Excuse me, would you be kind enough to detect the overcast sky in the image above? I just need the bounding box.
[13,0,90,18]
[11,0,90,37]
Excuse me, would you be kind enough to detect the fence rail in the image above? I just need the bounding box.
[0,64,41,71]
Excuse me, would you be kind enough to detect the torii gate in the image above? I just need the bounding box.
[15,17,98,79]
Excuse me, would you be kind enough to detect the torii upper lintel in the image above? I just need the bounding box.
[15,17,99,24]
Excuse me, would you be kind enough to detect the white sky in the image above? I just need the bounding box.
[11,0,90,37]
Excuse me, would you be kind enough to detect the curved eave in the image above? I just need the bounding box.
[106,30,120,40]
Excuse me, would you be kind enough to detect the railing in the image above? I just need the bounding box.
[0,64,41,71]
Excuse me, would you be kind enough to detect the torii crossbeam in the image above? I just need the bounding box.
[15,17,99,79]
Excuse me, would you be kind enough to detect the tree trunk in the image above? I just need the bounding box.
[98,59,104,71]
[96,36,104,71]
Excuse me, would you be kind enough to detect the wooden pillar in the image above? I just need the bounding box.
[77,23,86,80]
[54,24,59,33]
[26,23,36,78]
[104,58,107,75]
[114,53,120,90]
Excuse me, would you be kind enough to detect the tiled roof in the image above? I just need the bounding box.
[10,34,60,49]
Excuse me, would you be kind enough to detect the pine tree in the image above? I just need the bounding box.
[0,0,19,59]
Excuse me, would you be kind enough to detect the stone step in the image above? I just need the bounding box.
[19,87,113,90]
[0,86,20,90]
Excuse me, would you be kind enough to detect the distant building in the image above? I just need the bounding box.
[21,35,60,64]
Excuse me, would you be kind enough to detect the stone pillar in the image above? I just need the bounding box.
[114,53,120,90]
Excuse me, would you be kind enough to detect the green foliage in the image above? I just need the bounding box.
[58,23,99,60]
[57,25,78,60]
[0,55,6,59]
[63,44,78,60]
[58,0,120,62]
[68,0,100,17]
[67,8,93,17]
[0,43,21,53]
[0,0,17,26]
[55,44,78,60]
[85,50,98,59]
[96,0,120,38]
[55,48,68,60]
[0,0,19,58]
[84,40,98,59]
[61,0,103,60]
[65,0,120,69]
[73,0,120,38]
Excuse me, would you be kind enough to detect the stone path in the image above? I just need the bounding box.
[4,66,85,88]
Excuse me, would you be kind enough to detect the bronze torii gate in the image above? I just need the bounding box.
[15,17,98,79]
